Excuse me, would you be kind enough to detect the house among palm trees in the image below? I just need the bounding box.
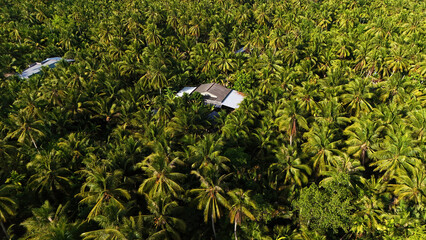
[19,57,75,79]
[177,83,245,109]
[235,46,250,54]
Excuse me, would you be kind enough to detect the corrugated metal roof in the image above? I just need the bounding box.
[222,90,245,109]
[204,99,222,108]
[176,87,196,97]
[235,47,246,54]
[177,83,245,109]
[194,83,214,93]
[195,83,231,102]
[19,57,74,79]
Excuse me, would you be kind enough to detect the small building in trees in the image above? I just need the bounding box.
[235,46,250,54]
[177,83,245,110]
[19,57,74,79]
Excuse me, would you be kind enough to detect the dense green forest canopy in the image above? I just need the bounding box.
[0,0,425,239]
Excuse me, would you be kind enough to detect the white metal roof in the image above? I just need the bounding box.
[176,87,196,97]
[222,90,245,109]
[177,84,245,109]
[19,57,74,79]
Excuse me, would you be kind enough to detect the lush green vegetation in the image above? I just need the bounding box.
[0,0,425,239]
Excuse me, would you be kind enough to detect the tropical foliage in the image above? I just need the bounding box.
[0,0,425,239]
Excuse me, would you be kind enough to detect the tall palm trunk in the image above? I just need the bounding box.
[0,221,10,240]
[28,131,40,153]
[211,214,216,239]
[290,117,296,146]
[234,219,238,240]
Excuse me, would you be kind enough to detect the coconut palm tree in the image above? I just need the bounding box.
[268,145,311,189]
[0,185,16,240]
[372,102,404,126]
[340,77,374,117]
[405,108,426,142]
[390,165,426,206]
[137,148,185,198]
[21,201,83,240]
[56,132,93,170]
[378,73,416,104]
[227,189,257,240]
[6,109,45,151]
[142,196,186,240]
[165,103,211,139]
[208,30,225,52]
[351,176,387,238]
[293,81,320,115]
[215,51,236,76]
[344,117,384,165]
[76,166,131,220]
[81,228,126,240]
[254,4,270,26]
[190,171,230,239]
[353,39,372,74]
[90,96,122,125]
[314,98,350,128]
[276,99,309,146]
[189,134,230,177]
[384,44,410,74]
[27,150,73,203]
[370,125,421,180]
[220,110,253,145]
[302,122,343,176]
[144,23,162,46]
[138,56,168,92]
[320,153,365,191]
[0,139,15,180]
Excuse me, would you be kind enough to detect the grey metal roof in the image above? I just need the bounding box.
[177,83,245,109]
[194,83,231,102]
[235,47,246,54]
[194,83,214,93]
[19,57,74,79]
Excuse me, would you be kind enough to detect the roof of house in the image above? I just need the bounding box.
[176,87,197,97]
[235,47,247,54]
[235,46,250,54]
[19,57,74,79]
[222,90,245,109]
[194,83,232,102]
[177,83,245,109]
